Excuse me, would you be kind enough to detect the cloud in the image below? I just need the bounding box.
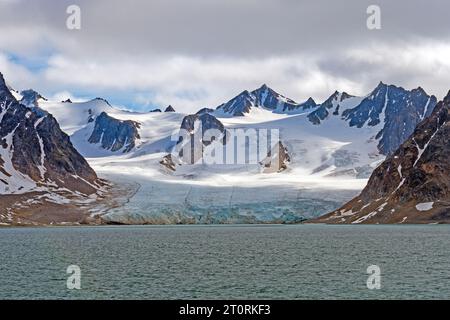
[1,0,450,112]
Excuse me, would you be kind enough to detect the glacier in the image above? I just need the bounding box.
[27,83,436,224]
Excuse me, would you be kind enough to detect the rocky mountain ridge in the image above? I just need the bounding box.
[314,91,450,224]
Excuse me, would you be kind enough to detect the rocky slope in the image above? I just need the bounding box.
[165,105,176,112]
[165,112,291,173]
[342,83,437,155]
[19,89,47,108]
[0,73,101,195]
[170,113,226,166]
[88,112,141,153]
[313,91,450,224]
[15,77,441,224]
[259,141,290,173]
[217,83,436,156]
[216,85,316,116]
[308,91,354,124]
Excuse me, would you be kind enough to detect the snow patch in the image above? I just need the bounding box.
[416,202,434,212]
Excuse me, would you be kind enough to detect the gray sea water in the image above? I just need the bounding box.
[0,224,449,299]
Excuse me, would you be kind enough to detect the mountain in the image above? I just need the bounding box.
[88,112,141,153]
[0,73,100,196]
[196,107,215,115]
[215,90,255,116]
[306,83,437,155]
[259,141,290,173]
[174,113,226,165]
[19,89,47,108]
[314,91,450,224]
[214,83,436,157]
[165,105,176,112]
[307,91,356,125]
[341,83,437,154]
[17,76,441,225]
[215,85,316,116]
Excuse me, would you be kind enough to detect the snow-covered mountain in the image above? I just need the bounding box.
[341,83,437,155]
[0,73,101,196]
[215,84,317,116]
[315,90,450,224]
[3,75,440,224]
[19,89,47,109]
[217,83,437,156]
[88,112,141,153]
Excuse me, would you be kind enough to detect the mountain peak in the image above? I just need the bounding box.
[259,83,269,90]
[93,97,112,106]
[317,90,450,223]
[0,73,16,103]
[0,72,101,196]
[165,105,176,112]
[305,97,316,104]
[88,112,141,153]
[0,72,6,87]
[19,89,47,111]
[370,81,387,92]
[444,90,450,104]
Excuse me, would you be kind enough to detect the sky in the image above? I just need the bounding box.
[1,0,450,113]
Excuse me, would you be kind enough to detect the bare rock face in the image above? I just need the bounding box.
[159,154,177,172]
[307,83,437,156]
[164,105,176,112]
[176,113,226,164]
[19,89,47,108]
[195,107,214,115]
[346,83,437,155]
[314,91,450,224]
[180,113,225,137]
[216,90,255,116]
[308,91,354,125]
[88,112,141,153]
[260,141,290,173]
[215,85,316,116]
[160,113,226,168]
[0,72,100,195]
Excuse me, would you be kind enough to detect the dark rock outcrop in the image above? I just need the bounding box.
[167,113,226,165]
[215,85,315,116]
[0,72,100,195]
[314,91,450,224]
[180,113,225,138]
[291,97,317,112]
[159,154,177,171]
[150,108,162,112]
[88,112,141,153]
[307,83,437,155]
[164,105,175,112]
[308,91,353,124]
[342,83,437,155]
[196,107,215,115]
[260,141,290,173]
[252,84,299,112]
[216,90,255,116]
[19,89,47,108]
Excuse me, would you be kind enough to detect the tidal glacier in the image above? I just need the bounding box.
[31,83,435,224]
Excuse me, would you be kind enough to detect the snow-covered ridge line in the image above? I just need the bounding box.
[3,73,444,224]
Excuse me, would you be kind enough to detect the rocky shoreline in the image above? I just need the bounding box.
[0,180,139,227]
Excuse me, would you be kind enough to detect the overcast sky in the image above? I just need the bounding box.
[1,0,450,112]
